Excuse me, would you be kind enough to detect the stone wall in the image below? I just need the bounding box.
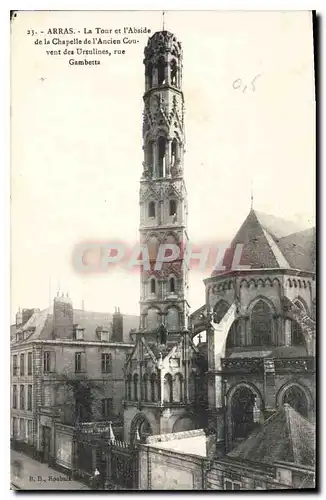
[138,444,205,490]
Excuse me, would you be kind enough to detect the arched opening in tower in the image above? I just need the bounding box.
[282,385,308,418]
[171,138,178,166]
[157,57,165,85]
[169,199,177,217]
[150,278,156,294]
[146,141,154,173]
[158,136,167,177]
[170,59,177,86]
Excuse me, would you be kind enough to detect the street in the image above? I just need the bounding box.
[10,450,90,490]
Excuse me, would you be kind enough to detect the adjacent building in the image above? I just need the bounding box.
[10,293,138,467]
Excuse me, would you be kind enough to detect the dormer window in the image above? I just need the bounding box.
[76,329,84,341]
[100,330,109,342]
[73,325,85,341]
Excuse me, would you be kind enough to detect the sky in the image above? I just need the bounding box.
[11,10,315,321]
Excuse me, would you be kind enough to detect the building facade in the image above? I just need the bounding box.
[123,30,205,443]
[11,294,137,468]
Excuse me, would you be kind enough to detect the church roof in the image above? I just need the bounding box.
[227,404,315,467]
[211,209,315,276]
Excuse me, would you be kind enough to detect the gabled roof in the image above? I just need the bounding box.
[211,210,315,276]
[228,404,315,467]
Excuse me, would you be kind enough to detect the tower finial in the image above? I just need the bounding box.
[162,11,165,31]
[250,179,254,210]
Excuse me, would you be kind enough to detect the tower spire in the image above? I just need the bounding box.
[162,11,165,31]
[250,180,254,210]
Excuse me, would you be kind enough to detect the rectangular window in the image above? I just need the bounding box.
[13,355,18,376]
[102,398,113,419]
[27,385,32,411]
[27,352,32,375]
[43,352,50,373]
[224,479,241,490]
[20,385,25,410]
[20,354,25,376]
[12,385,17,409]
[101,353,112,373]
[75,352,85,373]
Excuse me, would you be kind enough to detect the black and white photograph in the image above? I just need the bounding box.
[10,10,316,491]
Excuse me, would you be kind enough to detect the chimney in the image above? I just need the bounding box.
[53,293,73,339]
[111,307,123,343]
[16,308,39,327]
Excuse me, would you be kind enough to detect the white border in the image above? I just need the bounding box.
[2,2,324,499]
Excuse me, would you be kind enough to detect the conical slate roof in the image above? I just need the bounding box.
[228,404,315,467]
[211,209,315,276]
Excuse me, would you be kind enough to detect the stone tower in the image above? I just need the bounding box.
[124,31,203,443]
[140,30,188,332]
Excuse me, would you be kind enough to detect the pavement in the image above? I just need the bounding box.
[10,450,90,490]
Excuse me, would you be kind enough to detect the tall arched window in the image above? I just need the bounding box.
[170,59,177,86]
[148,201,155,218]
[169,199,177,216]
[133,374,139,401]
[150,373,157,402]
[250,300,273,346]
[150,278,156,294]
[158,136,166,177]
[166,307,179,331]
[157,57,165,85]
[164,373,173,402]
[231,387,257,440]
[282,385,308,418]
[147,308,160,330]
[143,374,148,402]
[214,300,229,323]
[170,277,175,293]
